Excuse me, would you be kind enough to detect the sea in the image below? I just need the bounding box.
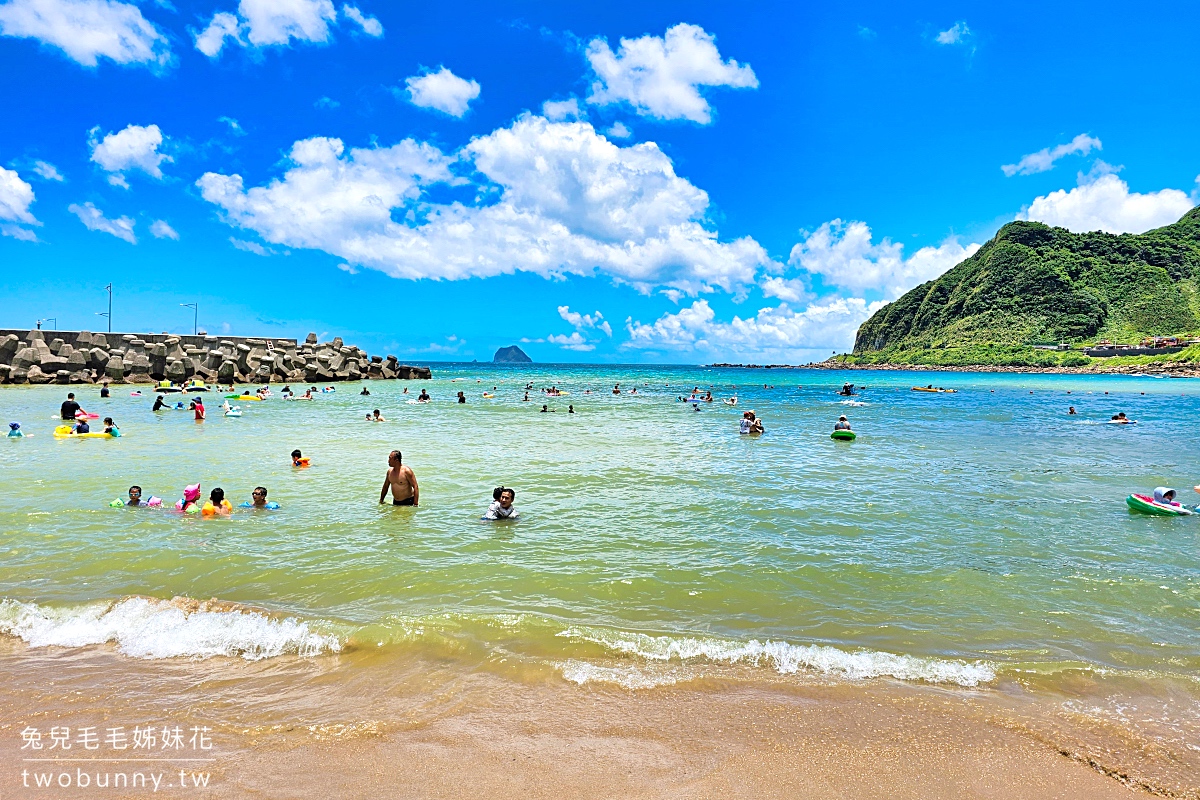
[1,365,1198,781]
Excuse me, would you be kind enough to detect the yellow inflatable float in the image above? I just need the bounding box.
[54,425,114,439]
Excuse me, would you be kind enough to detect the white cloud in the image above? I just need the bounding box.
[149,219,178,239]
[605,121,632,139]
[194,10,239,56]
[1002,133,1101,177]
[546,331,593,351]
[218,115,244,134]
[558,305,612,336]
[1017,173,1195,234]
[0,0,170,68]
[0,166,41,240]
[624,297,885,359]
[542,97,584,122]
[32,160,64,181]
[340,4,379,36]
[586,23,757,124]
[89,123,170,183]
[788,220,979,297]
[403,66,480,117]
[935,21,970,45]
[68,201,135,243]
[197,116,773,294]
[230,237,271,254]
[760,276,809,304]
[195,0,337,56]
[314,95,339,109]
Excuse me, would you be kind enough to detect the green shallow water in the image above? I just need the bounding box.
[1,367,1199,689]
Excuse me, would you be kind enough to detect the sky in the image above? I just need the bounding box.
[0,0,1197,363]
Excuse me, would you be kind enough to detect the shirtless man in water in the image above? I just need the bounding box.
[380,450,419,506]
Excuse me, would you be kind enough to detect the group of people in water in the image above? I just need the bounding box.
[112,483,281,514]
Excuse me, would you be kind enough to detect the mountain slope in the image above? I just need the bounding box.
[852,206,1200,359]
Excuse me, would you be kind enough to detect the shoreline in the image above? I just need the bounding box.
[0,640,1191,799]
[708,361,1200,377]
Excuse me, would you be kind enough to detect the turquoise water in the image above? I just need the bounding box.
[0,367,1198,693]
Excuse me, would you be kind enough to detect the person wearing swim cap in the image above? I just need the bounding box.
[177,483,202,513]
[241,486,280,509]
[483,487,519,520]
[8,422,23,438]
[380,450,419,506]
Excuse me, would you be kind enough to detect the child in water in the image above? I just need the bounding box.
[176,483,202,514]
[291,449,310,467]
[203,487,233,516]
[483,487,519,520]
[7,422,23,438]
[103,417,120,436]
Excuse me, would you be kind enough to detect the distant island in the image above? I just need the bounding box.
[837,206,1200,372]
[493,345,532,363]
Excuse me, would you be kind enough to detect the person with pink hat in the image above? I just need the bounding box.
[176,484,202,514]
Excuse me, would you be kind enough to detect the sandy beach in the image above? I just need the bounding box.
[0,637,1189,799]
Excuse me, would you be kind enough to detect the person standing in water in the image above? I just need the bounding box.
[380,450,419,506]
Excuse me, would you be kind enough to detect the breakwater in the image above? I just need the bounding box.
[0,329,431,385]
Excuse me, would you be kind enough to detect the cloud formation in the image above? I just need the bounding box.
[0,166,41,241]
[197,116,773,294]
[559,305,612,336]
[788,220,979,297]
[624,297,885,358]
[935,21,970,45]
[1017,172,1195,234]
[0,0,170,68]
[586,23,757,124]
[403,66,480,117]
[32,160,64,181]
[340,3,379,36]
[195,0,339,56]
[89,123,170,186]
[149,219,178,239]
[1002,133,1101,177]
[68,201,135,243]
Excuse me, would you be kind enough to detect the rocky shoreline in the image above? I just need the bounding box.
[0,329,431,385]
[708,361,1200,378]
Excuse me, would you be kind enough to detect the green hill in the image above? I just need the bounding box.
[848,206,1200,366]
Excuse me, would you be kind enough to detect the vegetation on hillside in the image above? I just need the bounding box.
[849,206,1200,366]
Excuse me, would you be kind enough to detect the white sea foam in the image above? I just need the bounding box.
[558,659,683,689]
[839,399,868,407]
[0,597,341,660]
[559,627,995,687]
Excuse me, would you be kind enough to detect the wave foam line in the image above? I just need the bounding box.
[559,626,995,687]
[558,659,684,689]
[0,597,342,661]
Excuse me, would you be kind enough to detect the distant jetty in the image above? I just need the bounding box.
[0,329,431,385]
[493,345,532,363]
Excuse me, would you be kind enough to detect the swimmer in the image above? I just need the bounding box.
[291,449,310,468]
[102,417,120,436]
[73,418,91,434]
[834,415,852,431]
[240,486,280,509]
[523,392,530,401]
[122,485,161,507]
[372,409,386,422]
[612,384,621,395]
[418,389,430,402]
[176,483,202,514]
[7,422,23,438]
[739,411,753,434]
[203,487,233,516]
[365,413,372,421]
[361,387,370,396]
[1068,406,1076,415]
[568,405,575,414]
[190,397,205,421]
[541,404,548,413]
[483,486,519,520]
[60,392,82,420]
[380,450,419,506]
[457,391,466,404]
[100,384,110,398]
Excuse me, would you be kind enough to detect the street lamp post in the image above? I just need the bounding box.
[180,303,198,336]
[103,284,112,333]
[36,318,56,331]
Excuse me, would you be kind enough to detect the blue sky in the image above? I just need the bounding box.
[1,0,1197,363]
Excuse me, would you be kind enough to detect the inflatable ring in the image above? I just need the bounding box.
[830,430,857,441]
[1126,494,1193,516]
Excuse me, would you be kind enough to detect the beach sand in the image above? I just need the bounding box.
[1,639,1190,799]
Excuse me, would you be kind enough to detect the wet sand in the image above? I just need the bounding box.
[1,640,1192,799]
